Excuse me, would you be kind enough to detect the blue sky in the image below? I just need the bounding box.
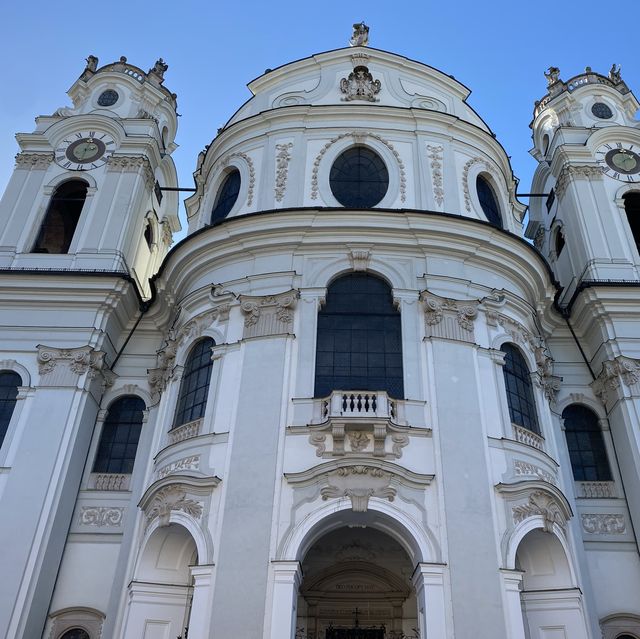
[1,1,638,231]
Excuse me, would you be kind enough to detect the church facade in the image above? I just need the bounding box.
[1,25,639,639]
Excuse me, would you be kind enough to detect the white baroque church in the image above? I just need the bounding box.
[1,23,639,639]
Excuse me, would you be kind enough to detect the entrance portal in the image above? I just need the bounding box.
[296,526,418,639]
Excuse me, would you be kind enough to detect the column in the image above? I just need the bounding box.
[500,569,526,639]
[188,564,215,638]
[412,563,449,638]
[268,561,302,639]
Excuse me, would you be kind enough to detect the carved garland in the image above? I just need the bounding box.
[581,513,626,534]
[426,144,444,207]
[79,506,124,527]
[462,156,507,213]
[311,131,406,203]
[222,151,255,206]
[274,143,293,202]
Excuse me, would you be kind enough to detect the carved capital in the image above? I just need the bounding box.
[14,152,53,169]
[37,345,106,386]
[239,289,299,338]
[555,165,604,200]
[591,356,640,405]
[420,290,478,342]
[106,155,155,190]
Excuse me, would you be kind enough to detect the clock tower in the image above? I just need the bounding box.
[528,66,640,551]
[0,55,180,299]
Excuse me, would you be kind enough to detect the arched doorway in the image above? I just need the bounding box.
[122,523,196,639]
[296,526,419,639]
[516,529,589,638]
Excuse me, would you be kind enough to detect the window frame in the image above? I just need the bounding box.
[0,370,22,451]
[500,343,540,434]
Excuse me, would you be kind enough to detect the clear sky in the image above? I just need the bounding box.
[1,0,639,232]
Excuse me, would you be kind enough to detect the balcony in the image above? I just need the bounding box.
[321,391,396,420]
[512,424,545,451]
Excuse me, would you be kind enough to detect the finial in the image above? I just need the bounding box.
[149,58,168,82]
[349,21,369,47]
[544,66,561,87]
[609,63,622,83]
[85,55,98,72]
[585,66,592,73]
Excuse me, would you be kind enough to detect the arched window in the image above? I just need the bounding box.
[476,175,502,228]
[60,630,90,639]
[554,226,565,256]
[501,343,539,434]
[623,192,640,254]
[211,169,241,224]
[0,371,21,449]
[329,147,389,208]
[315,273,403,398]
[562,404,612,481]
[92,396,145,474]
[173,338,215,428]
[33,180,88,253]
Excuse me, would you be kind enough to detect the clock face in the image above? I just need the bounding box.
[596,143,640,182]
[54,131,116,171]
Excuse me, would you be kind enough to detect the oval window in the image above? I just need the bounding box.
[476,175,502,228]
[211,169,241,224]
[329,147,389,208]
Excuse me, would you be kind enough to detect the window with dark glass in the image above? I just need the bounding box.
[211,169,241,224]
[554,227,565,256]
[476,175,502,228]
[314,273,403,398]
[93,396,145,474]
[144,223,153,249]
[33,180,88,253]
[329,147,389,208]
[0,371,21,449]
[562,404,612,481]
[173,338,215,428]
[501,344,539,433]
[623,192,640,254]
[60,629,90,639]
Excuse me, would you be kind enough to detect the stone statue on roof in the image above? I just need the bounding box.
[544,66,561,87]
[349,22,369,47]
[609,64,622,83]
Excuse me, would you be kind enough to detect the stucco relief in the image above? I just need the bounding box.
[37,345,107,387]
[221,151,255,205]
[513,460,556,485]
[592,356,640,405]
[349,249,371,271]
[145,485,203,525]
[148,303,230,397]
[274,142,293,202]
[156,455,201,479]
[310,131,406,203]
[512,491,567,532]
[426,144,444,207]
[240,289,299,338]
[581,513,626,534]
[420,291,478,342]
[79,506,124,527]
[339,65,381,102]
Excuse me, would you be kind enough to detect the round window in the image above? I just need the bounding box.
[97,90,119,107]
[329,147,389,208]
[60,629,90,639]
[591,102,613,119]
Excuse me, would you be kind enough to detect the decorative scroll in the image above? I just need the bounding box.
[79,506,124,527]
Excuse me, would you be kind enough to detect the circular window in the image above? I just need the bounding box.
[60,629,90,639]
[97,89,119,107]
[329,147,389,208]
[591,102,613,119]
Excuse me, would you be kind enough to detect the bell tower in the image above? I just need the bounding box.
[527,65,640,305]
[0,55,180,298]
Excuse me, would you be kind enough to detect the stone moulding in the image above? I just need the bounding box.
[496,480,573,533]
[285,459,433,513]
[420,290,479,342]
[221,151,255,205]
[239,289,299,339]
[138,474,221,528]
